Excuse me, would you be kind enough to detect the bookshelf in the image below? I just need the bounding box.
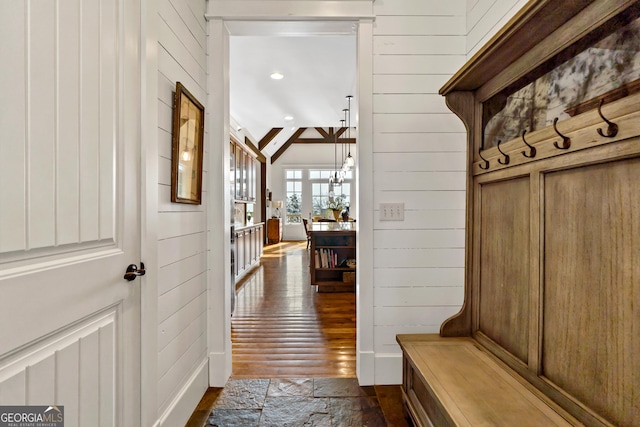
[309,222,356,292]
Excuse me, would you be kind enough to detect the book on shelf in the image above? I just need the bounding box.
[315,248,342,268]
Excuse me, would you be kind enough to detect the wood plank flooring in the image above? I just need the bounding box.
[232,241,356,378]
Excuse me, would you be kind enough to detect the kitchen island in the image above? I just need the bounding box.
[309,221,356,292]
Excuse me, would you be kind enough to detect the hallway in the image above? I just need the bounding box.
[185,241,410,426]
[232,241,356,378]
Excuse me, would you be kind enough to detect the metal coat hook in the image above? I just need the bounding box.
[479,147,490,170]
[596,99,618,138]
[552,117,571,150]
[497,140,510,165]
[521,130,536,158]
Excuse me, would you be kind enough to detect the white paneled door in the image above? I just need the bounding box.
[0,1,142,426]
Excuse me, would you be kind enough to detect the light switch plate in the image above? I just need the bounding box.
[380,203,404,221]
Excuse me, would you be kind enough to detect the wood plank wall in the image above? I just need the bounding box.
[370,0,467,378]
[466,0,530,58]
[156,0,209,419]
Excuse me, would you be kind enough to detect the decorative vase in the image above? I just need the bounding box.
[332,209,341,221]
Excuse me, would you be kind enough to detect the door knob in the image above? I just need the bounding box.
[124,262,146,281]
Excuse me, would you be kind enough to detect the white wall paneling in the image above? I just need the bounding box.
[373,74,450,94]
[374,152,467,171]
[158,293,208,352]
[370,0,468,384]
[373,132,467,153]
[158,273,207,323]
[373,0,466,16]
[374,267,464,287]
[375,190,465,211]
[157,333,207,410]
[467,0,529,57]
[372,94,451,114]
[374,113,466,133]
[156,360,208,427]
[157,232,207,266]
[154,0,209,423]
[158,311,207,378]
[374,16,465,36]
[373,55,466,75]
[207,1,374,19]
[373,172,466,191]
[373,36,465,55]
[375,286,465,307]
[374,306,461,328]
[374,210,466,230]
[374,229,465,249]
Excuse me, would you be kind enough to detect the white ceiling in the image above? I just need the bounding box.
[228,21,357,156]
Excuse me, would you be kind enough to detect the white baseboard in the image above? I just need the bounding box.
[208,351,232,387]
[374,353,403,385]
[357,350,375,385]
[157,358,209,427]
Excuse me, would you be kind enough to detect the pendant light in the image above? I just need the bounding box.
[339,117,347,179]
[344,95,355,168]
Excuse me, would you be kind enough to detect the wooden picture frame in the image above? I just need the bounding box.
[171,82,204,204]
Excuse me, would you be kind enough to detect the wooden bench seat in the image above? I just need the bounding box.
[396,335,581,427]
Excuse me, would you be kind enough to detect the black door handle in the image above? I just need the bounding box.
[124,262,146,281]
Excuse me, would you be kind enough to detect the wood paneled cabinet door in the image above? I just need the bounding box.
[267,218,281,244]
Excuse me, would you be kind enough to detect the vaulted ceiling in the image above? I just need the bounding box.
[228,21,357,158]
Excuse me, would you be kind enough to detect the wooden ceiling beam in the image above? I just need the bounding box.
[315,127,330,138]
[293,138,356,144]
[258,127,283,151]
[245,136,266,163]
[270,127,307,164]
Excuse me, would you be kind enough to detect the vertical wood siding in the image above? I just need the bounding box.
[156,0,209,414]
[466,0,529,58]
[371,0,467,355]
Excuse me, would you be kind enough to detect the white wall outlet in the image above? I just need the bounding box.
[380,203,404,221]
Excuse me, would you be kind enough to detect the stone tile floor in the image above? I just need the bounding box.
[200,378,405,427]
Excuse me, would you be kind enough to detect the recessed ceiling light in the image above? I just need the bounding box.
[284,115,294,121]
[270,72,284,80]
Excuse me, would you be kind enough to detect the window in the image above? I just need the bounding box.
[285,170,302,224]
[310,170,352,215]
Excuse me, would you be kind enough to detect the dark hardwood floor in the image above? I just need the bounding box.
[184,240,410,426]
[232,241,356,378]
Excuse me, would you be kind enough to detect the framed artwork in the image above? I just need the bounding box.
[171,82,204,204]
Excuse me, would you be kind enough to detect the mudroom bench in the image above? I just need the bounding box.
[397,1,640,426]
[396,334,579,427]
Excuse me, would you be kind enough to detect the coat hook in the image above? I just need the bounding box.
[479,147,490,170]
[552,117,571,149]
[596,99,618,138]
[497,140,510,165]
[521,130,536,158]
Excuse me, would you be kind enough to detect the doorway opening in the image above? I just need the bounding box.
[228,20,358,379]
